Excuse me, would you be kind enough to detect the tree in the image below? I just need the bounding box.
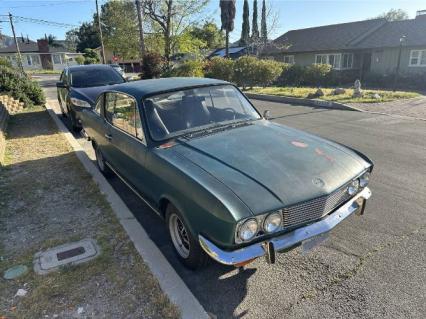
[251,0,259,41]
[220,0,236,58]
[260,0,267,45]
[82,48,100,64]
[143,0,209,64]
[189,21,225,50]
[100,0,139,60]
[69,22,101,52]
[64,29,78,52]
[375,8,409,21]
[46,34,60,48]
[240,0,250,46]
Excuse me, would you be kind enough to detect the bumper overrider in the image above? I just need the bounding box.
[199,187,371,266]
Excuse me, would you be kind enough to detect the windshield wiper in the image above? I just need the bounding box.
[180,120,254,140]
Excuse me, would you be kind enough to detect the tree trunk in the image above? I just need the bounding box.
[225,30,229,58]
[164,0,173,66]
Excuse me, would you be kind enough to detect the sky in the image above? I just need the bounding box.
[0,0,425,43]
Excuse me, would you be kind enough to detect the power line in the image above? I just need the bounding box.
[0,1,90,9]
[0,15,78,28]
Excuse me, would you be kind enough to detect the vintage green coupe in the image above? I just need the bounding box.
[80,78,373,269]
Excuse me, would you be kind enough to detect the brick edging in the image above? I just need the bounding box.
[245,92,357,111]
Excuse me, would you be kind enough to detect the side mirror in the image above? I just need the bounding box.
[56,82,66,88]
[263,110,271,120]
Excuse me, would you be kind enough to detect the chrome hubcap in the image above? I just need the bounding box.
[169,214,190,258]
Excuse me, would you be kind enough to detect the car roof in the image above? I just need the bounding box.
[67,64,116,72]
[105,77,230,99]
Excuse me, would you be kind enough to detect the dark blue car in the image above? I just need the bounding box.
[56,64,125,131]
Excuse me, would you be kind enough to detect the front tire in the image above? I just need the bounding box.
[67,106,82,133]
[166,204,209,270]
[94,145,113,177]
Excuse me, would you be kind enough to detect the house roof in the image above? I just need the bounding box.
[0,40,38,53]
[272,15,426,53]
[210,46,247,57]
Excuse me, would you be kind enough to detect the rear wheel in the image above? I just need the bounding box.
[166,204,209,270]
[95,145,113,177]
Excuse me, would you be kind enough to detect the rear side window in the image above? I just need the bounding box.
[105,93,145,143]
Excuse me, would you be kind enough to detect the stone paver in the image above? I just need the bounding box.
[350,96,426,120]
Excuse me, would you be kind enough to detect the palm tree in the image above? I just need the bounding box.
[220,0,236,58]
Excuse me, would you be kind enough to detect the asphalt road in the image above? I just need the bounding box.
[38,75,426,319]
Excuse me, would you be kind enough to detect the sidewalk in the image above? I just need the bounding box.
[350,96,426,120]
[0,106,179,318]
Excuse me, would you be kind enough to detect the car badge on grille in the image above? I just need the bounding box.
[312,177,325,188]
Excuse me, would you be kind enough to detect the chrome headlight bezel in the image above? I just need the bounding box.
[359,171,370,187]
[263,212,282,234]
[235,210,283,244]
[347,179,360,195]
[236,218,259,243]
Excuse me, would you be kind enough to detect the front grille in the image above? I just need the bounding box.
[282,184,352,227]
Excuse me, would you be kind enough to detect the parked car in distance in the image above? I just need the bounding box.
[110,63,125,77]
[56,64,125,132]
[81,77,373,269]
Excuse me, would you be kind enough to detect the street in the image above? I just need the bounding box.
[39,75,426,319]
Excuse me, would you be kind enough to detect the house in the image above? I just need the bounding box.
[268,10,426,78]
[0,36,82,70]
[208,46,251,59]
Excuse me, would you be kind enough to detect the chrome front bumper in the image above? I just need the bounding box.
[199,187,371,266]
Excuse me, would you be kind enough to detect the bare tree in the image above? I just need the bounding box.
[220,0,236,58]
[143,0,208,64]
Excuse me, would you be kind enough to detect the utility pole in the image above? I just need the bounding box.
[393,35,406,92]
[95,0,106,64]
[8,13,25,74]
[135,0,145,57]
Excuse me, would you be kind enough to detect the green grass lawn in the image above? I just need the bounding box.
[247,87,421,104]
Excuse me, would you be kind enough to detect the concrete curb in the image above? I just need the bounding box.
[45,102,209,319]
[245,92,357,111]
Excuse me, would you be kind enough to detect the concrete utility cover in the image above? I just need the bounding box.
[33,239,100,275]
[3,265,28,280]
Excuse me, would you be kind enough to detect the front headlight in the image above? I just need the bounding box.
[237,219,258,242]
[347,179,360,195]
[70,97,91,108]
[263,212,282,233]
[359,172,370,187]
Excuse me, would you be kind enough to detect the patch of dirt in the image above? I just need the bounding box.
[0,107,179,318]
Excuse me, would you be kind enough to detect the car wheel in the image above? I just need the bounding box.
[95,145,113,177]
[68,107,82,133]
[166,204,209,270]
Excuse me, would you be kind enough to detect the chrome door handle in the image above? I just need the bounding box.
[104,133,112,141]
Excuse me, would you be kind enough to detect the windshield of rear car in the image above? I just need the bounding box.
[70,68,125,88]
[143,84,261,141]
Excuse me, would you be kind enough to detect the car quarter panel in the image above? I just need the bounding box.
[147,147,254,249]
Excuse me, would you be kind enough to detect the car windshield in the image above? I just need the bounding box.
[143,85,261,141]
[70,68,125,88]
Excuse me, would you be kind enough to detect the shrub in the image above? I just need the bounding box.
[0,57,12,68]
[75,55,84,65]
[276,64,305,86]
[233,56,259,89]
[204,57,235,82]
[255,59,285,87]
[0,65,45,106]
[169,60,205,77]
[304,64,332,86]
[141,52,164,79]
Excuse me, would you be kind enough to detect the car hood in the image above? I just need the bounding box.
[71,85,112,105]
[173,120,371,216]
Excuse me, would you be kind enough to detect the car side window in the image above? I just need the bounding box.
[94,95,104,116]
[105,92,145,143]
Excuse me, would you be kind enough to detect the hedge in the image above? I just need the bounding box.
[0,66,45,106]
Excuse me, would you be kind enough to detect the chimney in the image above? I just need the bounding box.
[37,39,49,53]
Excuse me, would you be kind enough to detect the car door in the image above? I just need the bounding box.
[103,92,151,198]
[82,94,109,149]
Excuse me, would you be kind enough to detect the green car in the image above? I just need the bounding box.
[80,78,373,269]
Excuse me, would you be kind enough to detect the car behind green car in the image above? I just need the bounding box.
[79,77,373,269]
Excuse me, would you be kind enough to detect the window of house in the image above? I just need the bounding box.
[105,92,145,142]
[315,53,344,69]
[409,50,426,66]
[26,55,32,66]
[283,55,295,64]
[341,53,353,69]
[31,55,41,65]
[52,54,62,64]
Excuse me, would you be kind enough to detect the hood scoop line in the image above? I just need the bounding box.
[179,140,284,204]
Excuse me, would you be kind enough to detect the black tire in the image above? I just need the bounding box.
[166,204,209,270]
[94,145,113,177]
[68,107,82,133]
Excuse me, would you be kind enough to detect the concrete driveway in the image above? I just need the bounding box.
[38,75,426,318]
